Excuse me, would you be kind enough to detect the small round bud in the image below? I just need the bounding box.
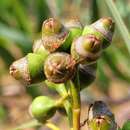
[44,52,76,83]
[82,17,115,49]
[78,63,97,90]
[30,96,56,122]
[71,35,101,64]
[42,18,62,36]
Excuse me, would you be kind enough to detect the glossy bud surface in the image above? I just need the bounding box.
[30,96,56,122]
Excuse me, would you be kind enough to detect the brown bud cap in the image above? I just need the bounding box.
[44,52,76,83]
[42,30,68,52]
[91,17,115,43]
[42,18,69,52]
[42,18,62,35]
[9,57,31,83]
[10,53,46,84]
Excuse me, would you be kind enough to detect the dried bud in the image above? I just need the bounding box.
[30,96,57,122]
[71,35,101,64]
[87,101,117,130]
[82,17,115,49]
[42,18,69,52]
[78,63,97,90]
[10,53,45,84]
[44,52,76,83]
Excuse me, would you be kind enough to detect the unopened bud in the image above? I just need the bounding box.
[71,35,101,64]
[44,52,76,83]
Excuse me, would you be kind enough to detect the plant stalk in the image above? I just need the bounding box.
[69,80,81,130]
[45,80,73,127]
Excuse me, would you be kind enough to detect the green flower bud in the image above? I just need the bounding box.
[61,18,83,51]
[42,18,69,52]
[82,17,115,49]
[78,63,97,90]
[44,52,76,83]
[71,35,101,64]
[87,101,117,130]
[30,96,57,122]
[10,53,45,84]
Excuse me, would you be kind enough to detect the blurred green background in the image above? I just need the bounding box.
[0,0,130,130]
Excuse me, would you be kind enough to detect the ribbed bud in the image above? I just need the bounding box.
[10,53,45,84]
[42,18,69,52]
[87,101,117,130]
[82,17,115,49]
[30,96,57,122]
[78,63,97,90]
[44,52,76,83]
[71,35,101,64]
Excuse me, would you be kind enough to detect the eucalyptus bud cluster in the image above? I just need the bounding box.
[9,17,115,122]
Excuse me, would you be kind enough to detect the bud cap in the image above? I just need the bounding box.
[91,17,115,43]
[44,52,76,83]
[42,18,62,36]
[71,35,101,64]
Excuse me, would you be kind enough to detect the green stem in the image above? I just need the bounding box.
[55,93,69,107]
[68,80,81,130]
[45,80,73,127]
[105,0,130,55]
